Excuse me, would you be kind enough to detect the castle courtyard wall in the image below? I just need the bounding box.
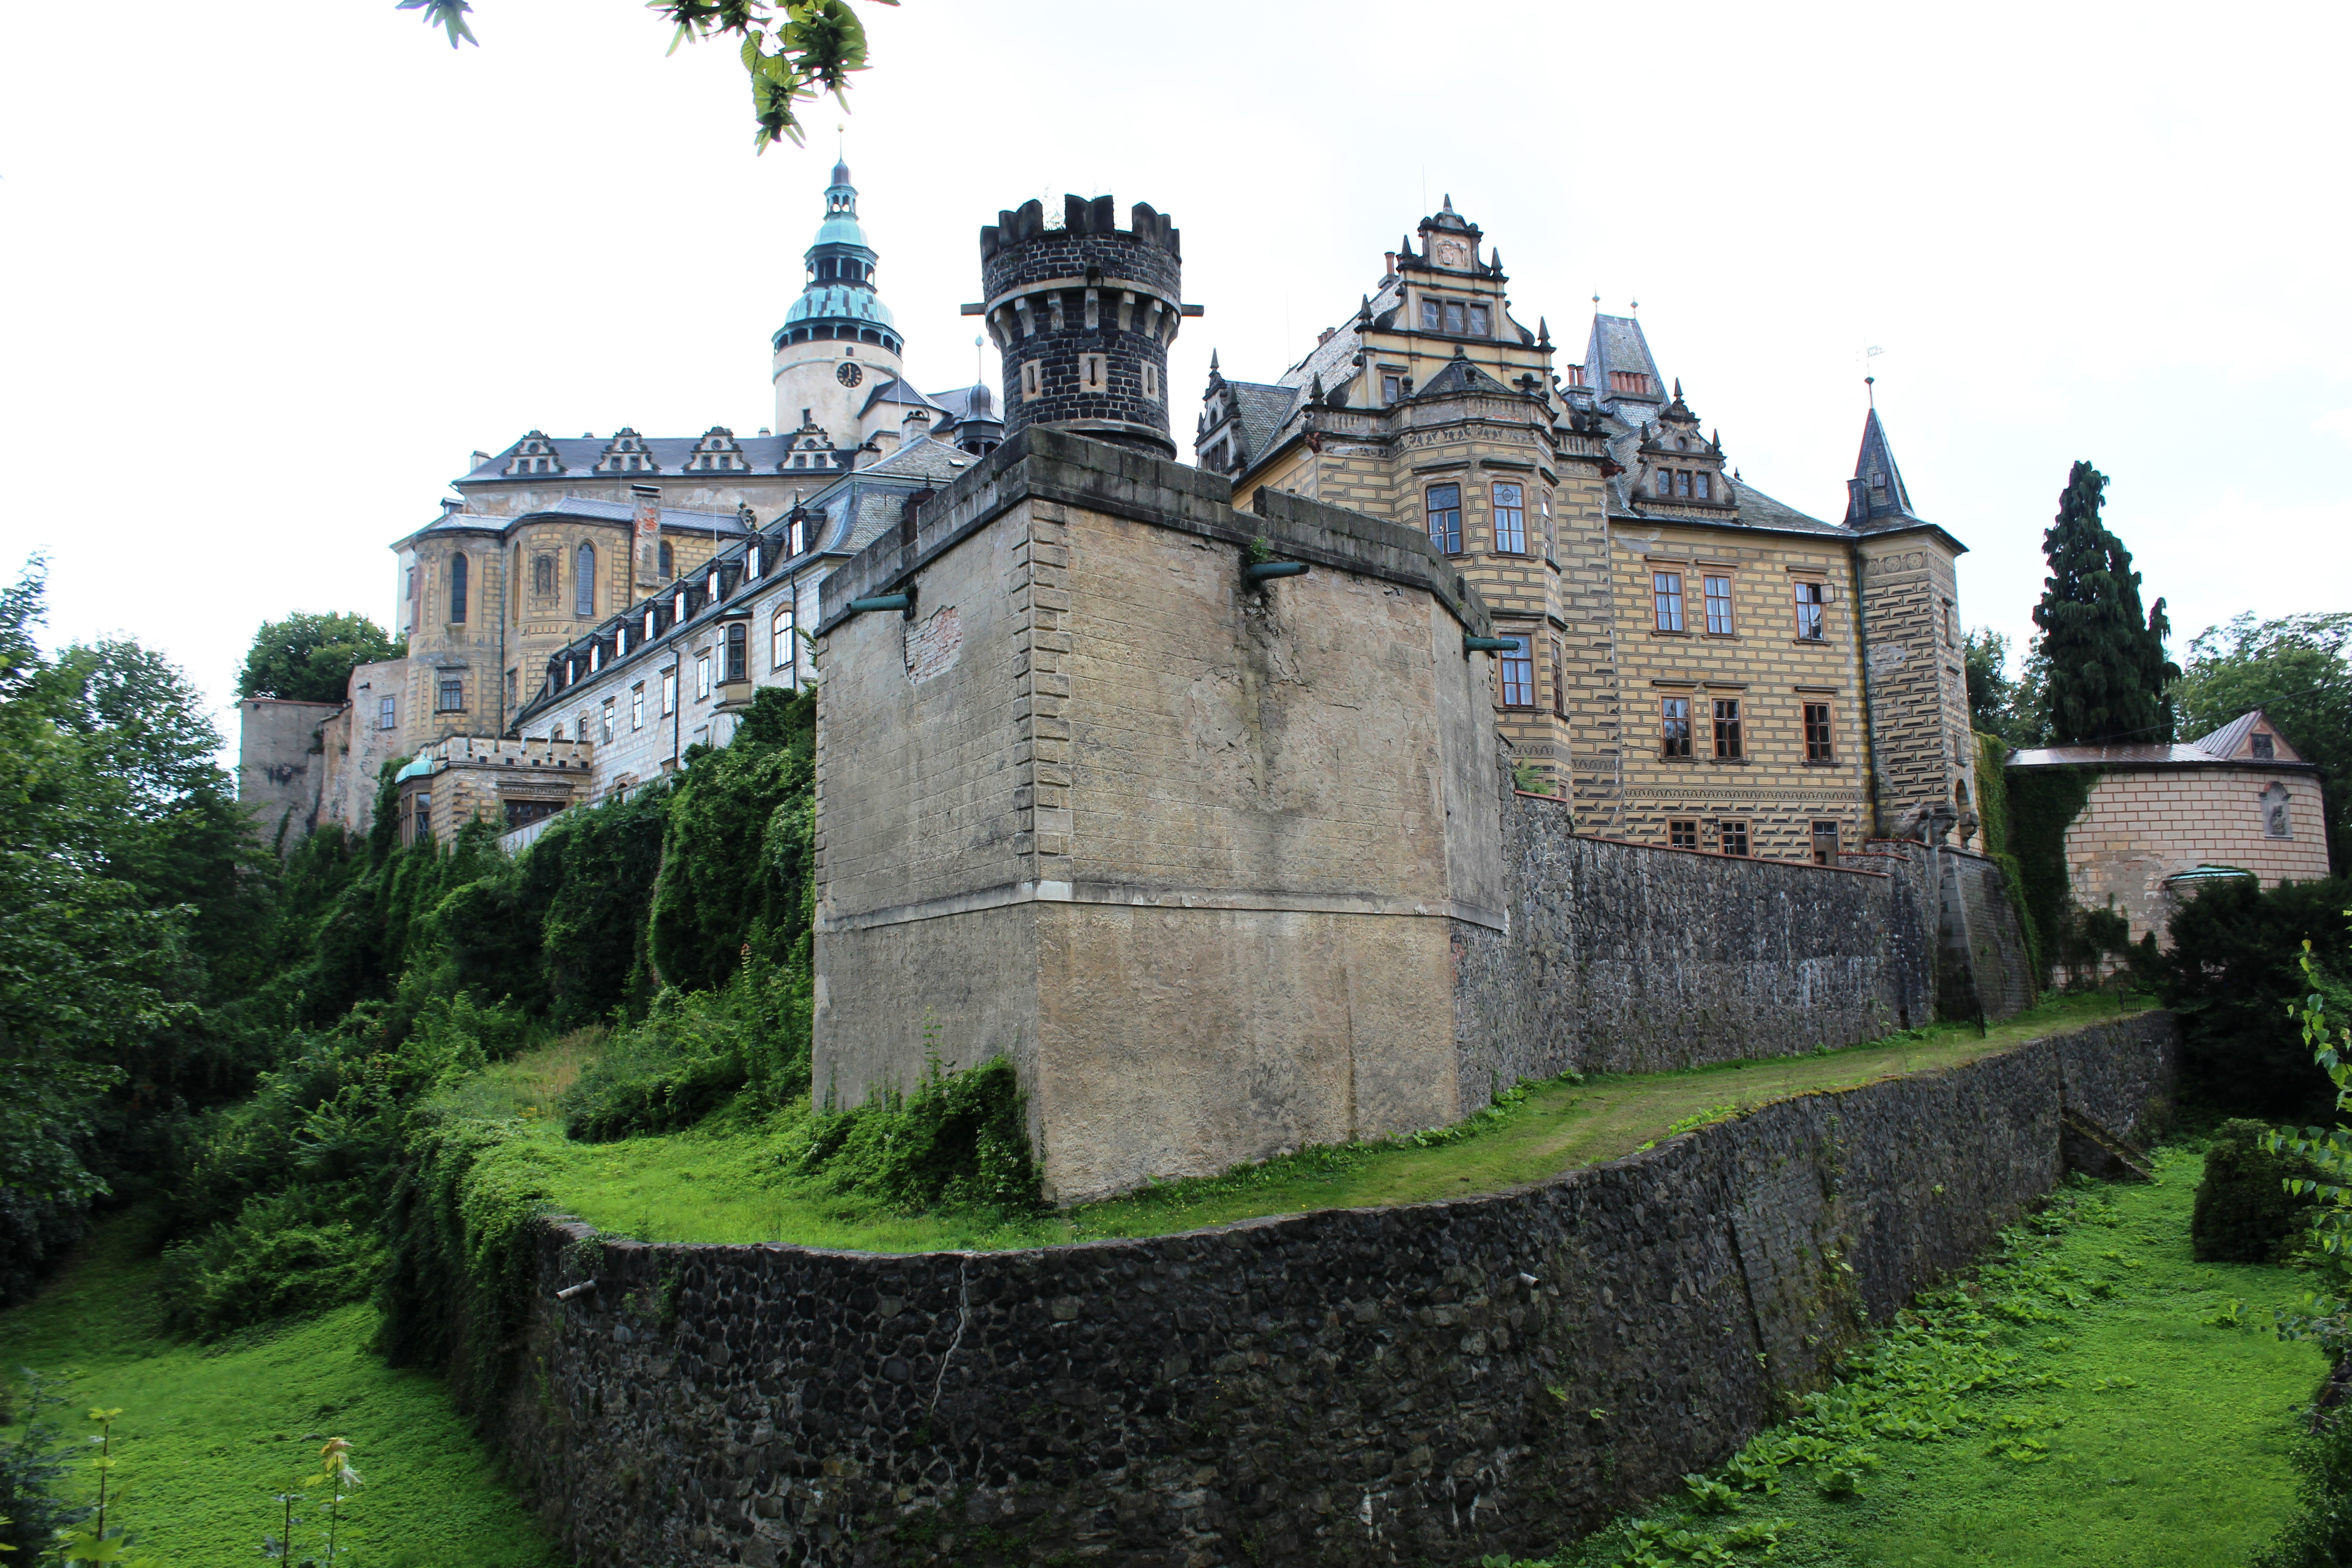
[491,1010,2178,1568]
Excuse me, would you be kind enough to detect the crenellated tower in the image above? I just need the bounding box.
[975,195,1189,458]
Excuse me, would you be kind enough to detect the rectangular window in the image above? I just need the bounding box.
[1811,820,1841,866]
[1426,484,1462,554]
[1142,363,1159,400]
[696,655,711,701]
[1694,472,1711,500]
[1721,819,1750,857]
[576,710,589,743]
[1804,702,1835,762]
[1420,297,1441,330]
[1794,580,1826,641]
[772,607,794,671]
[1468,304,1490,337]
[1713,698,1743,759]
[1541,491,1554,559]
[662,670,676,715]
[413,792,431,843]
[1660,696,1692,758]
[631,683,645,731]
[505,669,517,707]
[1020,361,1041,401]
[1079,353,1107,393]
[788,517,807,557]
[1498,636,1534,707]
[378,696,397,730]
[1655,470,1673,497]
[1492,482,1525,553]
[1674,470,1690,497]
[1382,373,1403,404]
[1669,818,1698,851]
[725,623,748,684]
[2251,732,2276,760]
[1652,571,1684,632]
[1703,574,1734,635]
[436,676,463,712]
[1551,639,1566,716]
[1444,300,1467,334]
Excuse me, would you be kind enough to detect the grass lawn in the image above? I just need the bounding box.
[1549,1149,2325,1568]
[529,990,2146,1251]
[0,1211,563,1568]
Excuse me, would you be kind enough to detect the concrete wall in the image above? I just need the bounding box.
[813,428,1505,1203]
[2063,764,2333,945]
[235,697,341,849]
[491,1011,2177,1568]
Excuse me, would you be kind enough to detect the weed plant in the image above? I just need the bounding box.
[1514,1152,2318,1568]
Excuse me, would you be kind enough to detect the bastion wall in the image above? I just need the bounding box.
[492,1010,2176,1568]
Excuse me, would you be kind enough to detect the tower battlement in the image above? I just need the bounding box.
[976,195,1187,458]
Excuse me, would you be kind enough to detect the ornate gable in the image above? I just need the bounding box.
[779,415,842,472]
[686,427,751,473]
[504,430,566,477]
[593,428,661,475]
[1633,383,1735,510]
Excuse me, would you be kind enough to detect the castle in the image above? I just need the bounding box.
[238,170,2024,1200]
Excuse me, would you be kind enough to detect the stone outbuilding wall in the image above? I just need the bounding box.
[491,1011,2176,1568]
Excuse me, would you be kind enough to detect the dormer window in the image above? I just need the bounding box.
[788,517,807,556]
[1382,373,1403,403]
[688,427,750,473]
[594,429,659,475]
[504,431,567,478]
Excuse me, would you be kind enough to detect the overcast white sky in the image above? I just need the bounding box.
[2,1,2346,745]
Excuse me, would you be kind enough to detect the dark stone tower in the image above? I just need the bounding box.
[977,195,1185,458]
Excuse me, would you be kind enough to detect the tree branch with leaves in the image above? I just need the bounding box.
[395,0,897,150]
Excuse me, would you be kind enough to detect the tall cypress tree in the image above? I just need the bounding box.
[2031,461,2178,746]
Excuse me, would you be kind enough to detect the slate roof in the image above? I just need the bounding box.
[1227,381,1299,467]
[2010,712,2314,769]
[402,495,754,547]
[1409,352,1514,401]
[460,434,801,483]
[1845,407,1924,531]
[1585,314,1666,406]
[858,377,947,418]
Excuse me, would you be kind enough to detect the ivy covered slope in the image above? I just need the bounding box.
[1539,1152,2321,1568]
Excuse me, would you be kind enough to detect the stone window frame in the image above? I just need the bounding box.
[1702,572,1736,637]
[725,623,750,685]
[448,552,469,624]
[377,696,397,731]
[631,682,646,732]
[1142,362,1160,401]
[576,542,597,618]
[1551,638,1567,717]
[1660,695,1694,759]
[1020,361,1042,401]
[436,675,465,713]
[696,654,712,702]
[1803,701,1836,763]
[1078,354,1108,395]
[772,605,795,672]
[1417,296,1490,337]
[1669,818,1699,850]
[1491,482,1527,554]
[1720,818,1751,858]
[2262,782,2293,840]
[531,552,557,599]
[1381,371,1405,405]
[600,698,616,745]
[661,667,678,717]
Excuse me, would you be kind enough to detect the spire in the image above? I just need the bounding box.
[1843,405,1919,528]
[1441,193,1456,214]
[777,159,898,352]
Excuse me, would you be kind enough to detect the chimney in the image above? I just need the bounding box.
[901,405,933,443]
[469,449,490,470]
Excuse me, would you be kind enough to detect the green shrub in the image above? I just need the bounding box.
[0,1371,89,1556]
[559,952,811,1142]
[2190,1118,2318,1264]
[2253,1403,2352,1568]
[2157,876,2352,1116]
[790,1055,1040,1211]
[157,1185,383,1338]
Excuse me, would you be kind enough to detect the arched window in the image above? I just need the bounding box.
[449,553,469,623]
[575,543,595,617]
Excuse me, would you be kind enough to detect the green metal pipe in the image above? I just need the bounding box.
[1243,561,1309,583]
[1464,635,1518,654]
[848,593,912,615]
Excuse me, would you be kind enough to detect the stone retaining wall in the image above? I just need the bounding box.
[493,1011,2176,1567]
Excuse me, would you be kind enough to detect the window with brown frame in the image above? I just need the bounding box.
[1804,701,1835,762]
[1669,818,1698,850]
[1497,637,1534,707]
[1712,698,1743,759]
[1652,571,1685,632]
[1661,696,1692,758]
[1703,574,1734,635]
[1720,819,1750,857]
[1793,579,1826,641]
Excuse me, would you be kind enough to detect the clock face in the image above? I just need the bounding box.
[837,361,862,387]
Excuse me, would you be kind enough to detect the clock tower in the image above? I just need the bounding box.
[770,160,908,455]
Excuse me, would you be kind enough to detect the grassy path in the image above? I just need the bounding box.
[1551,1150,2323,1568]
[535,991,2147,1250]
[0,1212,563,1568]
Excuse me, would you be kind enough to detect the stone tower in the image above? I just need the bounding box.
[976,195,1186,458]
[771,160,907,445]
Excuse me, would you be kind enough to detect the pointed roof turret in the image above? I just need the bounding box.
[1844,405,1921,529]
[775,160,901,353]
[1585,311,1665,404]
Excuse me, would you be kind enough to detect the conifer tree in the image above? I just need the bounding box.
[2030,461,2178,746]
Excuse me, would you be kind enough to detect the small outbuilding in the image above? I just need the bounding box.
[2008,709,2331,946]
